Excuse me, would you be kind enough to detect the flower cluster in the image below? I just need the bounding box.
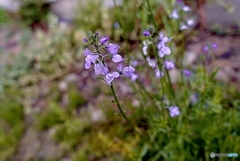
[202,43,218,53]
[83,32,136,85]
[170,1,196,30]
[142,32,175,78]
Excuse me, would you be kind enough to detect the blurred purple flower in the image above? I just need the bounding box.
[143,30,150,36]
[142,41,151,56]
[107,43,122,63]
[155,69,164,78]
[212,43,218,49]
[123,66,135,78]
[107,43,120,55]
[158,33,171,57]
[202,45,209,52]
[158,45,171,57]
[113,22,120,29]
[159,32,171,44]
[118,64,135,78]
[94,63,109,75]
[182,5,191,12]
[146,57,156,68]
[183,69,192,78]
[83,38,88,43]
[171,9,179,19]
[112,54,123,63]
[106,72,120,85]
[131,73,138,81]
[100,36,109,44]
[164,60,175,70]
[84,48,99,69]
[169,106,180,117]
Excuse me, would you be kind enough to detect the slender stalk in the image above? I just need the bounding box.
[146,0,157,30]
[110,84,133,128]
[163,57,175,100]
[150,37,165,109]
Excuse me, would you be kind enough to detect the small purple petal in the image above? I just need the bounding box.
[212,43,218,49]
[89,55,99,63]
[146,57,156,68]
[123,66,135,78]
[101,66,109,75]
[171,10,179,19]
[143,30,150,36]
[142,46,148,56]
[158,44,171,58]
[169,106,180,117]
[117,63,123,72]
[83,38,88,43]
[183,69,192,78]
[155,69,164,78]
[106,72,120,85]
[94,63,109,75]
[84,58,91,69]
[100,36,109,44]
[182,5,191,12]
[84,48,92,56]
[164,60,175,70]
[202,46,209,52]
[112,54,123,63]
[131,74,138,81]
[107,43,120,55]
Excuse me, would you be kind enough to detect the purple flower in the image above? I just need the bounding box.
[94,63,109,75]
[142,41,150,56]
[169,106,180,117]
[123,66,135,78]
[84,48,99,69]
[182,5,191,12]
[107,43,120,55]
[83,38,88,43]
[118,64,135,78]
[146,57,156,68]
[158,33,171,57]
[211,43,218,49]
[143,30,150,36]
[202,45,209,52]
[106,72,120,85]
[131,74,138,81]
[107,43,122,63]
[155,69,164,78]
[100,36,109,44]
[180,22,188,30]
[113,22,120,29]
[158,44,171,57]
[112,54,123,63]
[159,33,171,44]
[164,60,175,70]
[186,18,195,26]
[171,9,179,19]
[183,69,192,78]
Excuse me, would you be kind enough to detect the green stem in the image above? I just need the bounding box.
[163,57,175,101]
[150,37,164,108]
[146,0,157,30]
[110,84,133,128]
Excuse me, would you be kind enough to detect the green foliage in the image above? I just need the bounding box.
[19,0,49,26]
[0,9,11,25]
[74,0,103,32]
[37,102,67,131]
[0,88,25,161]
